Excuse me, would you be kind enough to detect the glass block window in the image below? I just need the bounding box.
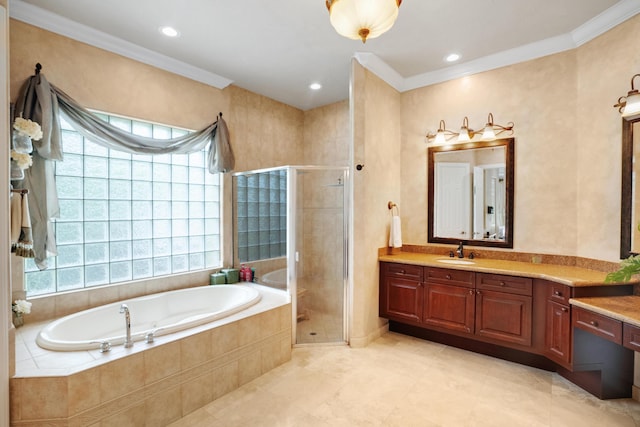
[235,170,286,262]
[24,114,222,296]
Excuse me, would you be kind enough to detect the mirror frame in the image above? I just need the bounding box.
[620,117,640,258]
[428,138,515,249]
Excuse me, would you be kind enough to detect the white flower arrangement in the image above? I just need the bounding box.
[11,150,33,170]
[12,299,32,316]
[13,117,43,141]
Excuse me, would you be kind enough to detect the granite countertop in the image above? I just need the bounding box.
[379,252,615,287]
[570,296,640,328]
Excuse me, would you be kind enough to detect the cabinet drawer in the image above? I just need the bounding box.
[547,283,571,304]
[383,263,424,281]
[476,273,532,296]
[623,323,640,352]
[425,267,474,288]
[573,306,622,344]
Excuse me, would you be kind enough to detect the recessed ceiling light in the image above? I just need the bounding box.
[445,53,461,63]
[309,82,322,90]
[159,26,180,37]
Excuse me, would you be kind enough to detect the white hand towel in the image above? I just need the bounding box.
[389,215,402,248]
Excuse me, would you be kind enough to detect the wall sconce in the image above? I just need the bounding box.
[614,74,640,120]
[426,114,514,143]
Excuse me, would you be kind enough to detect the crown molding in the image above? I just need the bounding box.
[8,0,640,96]
[8,0,233,89]
[571,0,640,46]
[364,0,640,93]
[353,52,404,92]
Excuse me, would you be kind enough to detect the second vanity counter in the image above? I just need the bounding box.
[378,251,616,287]
[571,295,640,328]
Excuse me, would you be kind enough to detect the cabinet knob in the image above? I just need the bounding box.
[469,289,474,295]
[590,320,598,327]
[561,307,568,312]
[476,290,481,295]
[554,290,561,296]
[499,281,506,287]
[446,274,451,280]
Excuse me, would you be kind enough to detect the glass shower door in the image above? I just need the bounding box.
[293,167,348,344]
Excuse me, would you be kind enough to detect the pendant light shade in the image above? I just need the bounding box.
[326,0,402,43]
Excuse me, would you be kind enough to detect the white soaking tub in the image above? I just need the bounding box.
[36,284,261,351]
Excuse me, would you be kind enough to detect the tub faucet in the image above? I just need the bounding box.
[456,242,464,258]
[119,303,133,348]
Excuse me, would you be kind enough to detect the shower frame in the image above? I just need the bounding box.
[232,165,350,345]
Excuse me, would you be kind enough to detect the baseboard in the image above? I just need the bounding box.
[350,322,389,348]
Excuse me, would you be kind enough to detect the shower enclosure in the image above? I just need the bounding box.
[233,166,349,345]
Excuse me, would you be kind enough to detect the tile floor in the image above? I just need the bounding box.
[169,332,640,426]
[295,309,345,344]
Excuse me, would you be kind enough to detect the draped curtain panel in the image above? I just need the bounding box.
[12,69,234,269]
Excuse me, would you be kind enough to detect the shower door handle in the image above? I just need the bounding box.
[295,251,300,262]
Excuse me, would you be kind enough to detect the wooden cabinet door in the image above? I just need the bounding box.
[423,283,475,334]
[475,289,532,346]
[383,276,423,323]
[544,300,571,365]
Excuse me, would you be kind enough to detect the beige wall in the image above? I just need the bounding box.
[351,60,402,346]
[8,20,304,310]
[575,15,640,261]
[401,51,579,256]
[399,14,640,262]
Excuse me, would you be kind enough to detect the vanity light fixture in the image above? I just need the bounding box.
[482,113,514,140]
[426,114,515,143]
[614,74,640,120]
[325,0,402,43]
[426,120,458,144]
[457,116,473,142]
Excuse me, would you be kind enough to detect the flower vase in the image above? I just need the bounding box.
[13,313,24,328]
[10,160,24,181]
[12,132,33,154]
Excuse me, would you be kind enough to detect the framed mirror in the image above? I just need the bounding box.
[428,138,514,248]
[620,117,640,258]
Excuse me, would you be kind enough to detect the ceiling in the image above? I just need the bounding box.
[10,0,640,111]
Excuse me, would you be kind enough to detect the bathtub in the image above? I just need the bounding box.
[260,268,287,289]
[36,284,261,351]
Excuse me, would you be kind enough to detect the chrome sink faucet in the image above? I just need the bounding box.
[456,242,464,258]
[119,303,134,348]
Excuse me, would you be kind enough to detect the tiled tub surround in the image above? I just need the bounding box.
[10,284,292,426]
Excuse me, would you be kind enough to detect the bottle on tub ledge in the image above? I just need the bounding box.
[240,264,253,282]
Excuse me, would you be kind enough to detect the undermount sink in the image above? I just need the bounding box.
[437,259,476,265]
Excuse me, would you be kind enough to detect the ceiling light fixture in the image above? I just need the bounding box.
[159,26,180,37]
[614,74,640,120]
[309,82,322,90]
[445,53,460,63]
[325,0,402,43]
[426,114,515,143]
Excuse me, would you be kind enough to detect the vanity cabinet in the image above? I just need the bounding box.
[383,264,533,348]
[475,273,532,346]
[623,323,640,352]
[379,262,423,323]
[423,268,475,333]
[544,283,572,366]
[380,260,636,400]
